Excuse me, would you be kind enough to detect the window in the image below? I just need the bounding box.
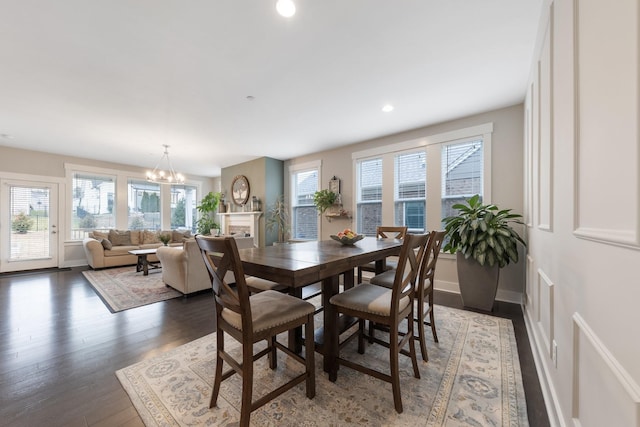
[291,168,319,240]
[170,185,198,232]
[441,139,484,221]
[128,179,161,230]
[356,158,383,236]
[394,151,426,233]
[71,173,115,239]
[352,122,492,237]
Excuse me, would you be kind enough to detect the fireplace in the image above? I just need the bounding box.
[218,212,262,247]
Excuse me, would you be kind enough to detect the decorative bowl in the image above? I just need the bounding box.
[330,234,365,245]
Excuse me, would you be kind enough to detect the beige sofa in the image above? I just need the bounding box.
[82,229,190,269]
[156,236,258,295]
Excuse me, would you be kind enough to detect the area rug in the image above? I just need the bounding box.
[82,267,182,312]
[116,305,528,426]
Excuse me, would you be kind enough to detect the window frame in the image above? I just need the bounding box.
[288,160,321,241]
[351,123,493,238]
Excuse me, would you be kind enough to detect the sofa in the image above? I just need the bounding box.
[156,236,279,295]
[82,229,190,269]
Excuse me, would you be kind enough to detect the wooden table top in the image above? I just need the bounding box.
[238,237,403,287]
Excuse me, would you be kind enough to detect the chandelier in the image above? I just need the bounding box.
[146,145,185,184]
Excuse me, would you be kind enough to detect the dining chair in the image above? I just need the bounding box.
[195,235,316,427]
[370,230,445,361]
[356,226,408,283]
[329,233,429,413]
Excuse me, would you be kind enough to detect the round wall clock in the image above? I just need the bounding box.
[231,175,250,205]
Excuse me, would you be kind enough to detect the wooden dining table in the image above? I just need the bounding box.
[237,237,403,381]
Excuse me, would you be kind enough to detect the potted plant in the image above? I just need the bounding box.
[442,194,526,311]
[313,189,337,214]
[266,195,289,244]
[196,191,221,235]
[157,231,171,246]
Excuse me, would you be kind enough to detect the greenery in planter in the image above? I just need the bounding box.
[313,189,337,214]
[442,194,526,268]
[12,212,34,233]
[266,195,289,243]
[196,191,221,235]
[158,231,171,245]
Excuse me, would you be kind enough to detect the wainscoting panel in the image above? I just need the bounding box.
[525,84,534,228]
[572,314,640,427]
[537,268,554,356]
[526,255,535,308]
[573,0,639,248]
[537,4,554,232]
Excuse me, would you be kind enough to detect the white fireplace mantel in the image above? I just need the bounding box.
[218,212,262,247]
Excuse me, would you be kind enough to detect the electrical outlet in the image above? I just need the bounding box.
[552,340,558,368]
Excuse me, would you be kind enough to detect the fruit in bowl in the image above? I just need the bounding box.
[330,228,365,245]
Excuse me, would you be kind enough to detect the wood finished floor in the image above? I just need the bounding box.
[0,267,549,427]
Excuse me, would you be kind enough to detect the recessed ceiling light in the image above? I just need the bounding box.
[276,0,296,17]
[0,133,15,139]
[246,95,255,101]
[382,104,394,113]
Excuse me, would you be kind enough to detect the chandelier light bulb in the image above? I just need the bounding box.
[276,0,296,17]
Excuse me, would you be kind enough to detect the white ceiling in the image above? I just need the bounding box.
[0,1,542,178]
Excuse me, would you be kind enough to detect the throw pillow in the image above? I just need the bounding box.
[172,230,192,243]
[99,238,113,250]
[142,230,160,244]
[108,229,132,246]
[130,230,141,245]
[92,230,109,241]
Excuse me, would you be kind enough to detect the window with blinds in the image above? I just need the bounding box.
[356,158,383,235]
[71,173,115,239]
[394,151,426,233]
[291,168,318,239]
[441,139,483,221]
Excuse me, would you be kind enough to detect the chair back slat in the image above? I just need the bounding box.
[196,235,252,320]
[390,233,429,314]
[422,230,446,285]
[377,226,408,240]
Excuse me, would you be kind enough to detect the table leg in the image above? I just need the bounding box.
[342,269,355,290]
[322,275,340,382]
[136,256,143,273]
[141,255,149,276]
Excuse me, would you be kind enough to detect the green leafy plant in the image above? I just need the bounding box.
[312,189,337,214]
[442,194,526,268]
[12,212,34,233]
[266,195,290,243]
[158,232,171,245]
[196,192,221,235]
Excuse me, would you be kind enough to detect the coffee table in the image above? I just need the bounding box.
[128,248,161,276]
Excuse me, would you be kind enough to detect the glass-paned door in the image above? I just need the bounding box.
[1,180,58,272]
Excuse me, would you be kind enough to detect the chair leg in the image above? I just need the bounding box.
[268,335,277,369]
[416,294,429,361]
[210,330,225,408]
[358,319,365,354]
[304,315,316,399]
[389,322,403,414]
[357,267,363,283]
[368,320,375,343]
[240,342,254,427]
[429,302,438,343]
[407,310,421,379]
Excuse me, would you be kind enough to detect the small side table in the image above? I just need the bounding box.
[128,248,161,276]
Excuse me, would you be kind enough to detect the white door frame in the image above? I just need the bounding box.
[1,177,60,272]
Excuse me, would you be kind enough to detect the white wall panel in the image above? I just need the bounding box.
[572,314,640,427]
[538,8,554,231]
[537,268,555,355]
[573,0,639,247]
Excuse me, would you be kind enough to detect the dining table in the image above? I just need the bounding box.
[237,236,403,381]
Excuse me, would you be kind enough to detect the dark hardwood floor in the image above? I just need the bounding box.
[0,267,549,426]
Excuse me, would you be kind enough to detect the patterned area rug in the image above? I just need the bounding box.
[116,305,529,426]
[82,267,182,312]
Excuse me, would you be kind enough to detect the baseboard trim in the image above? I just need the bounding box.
[523,304,566,427]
